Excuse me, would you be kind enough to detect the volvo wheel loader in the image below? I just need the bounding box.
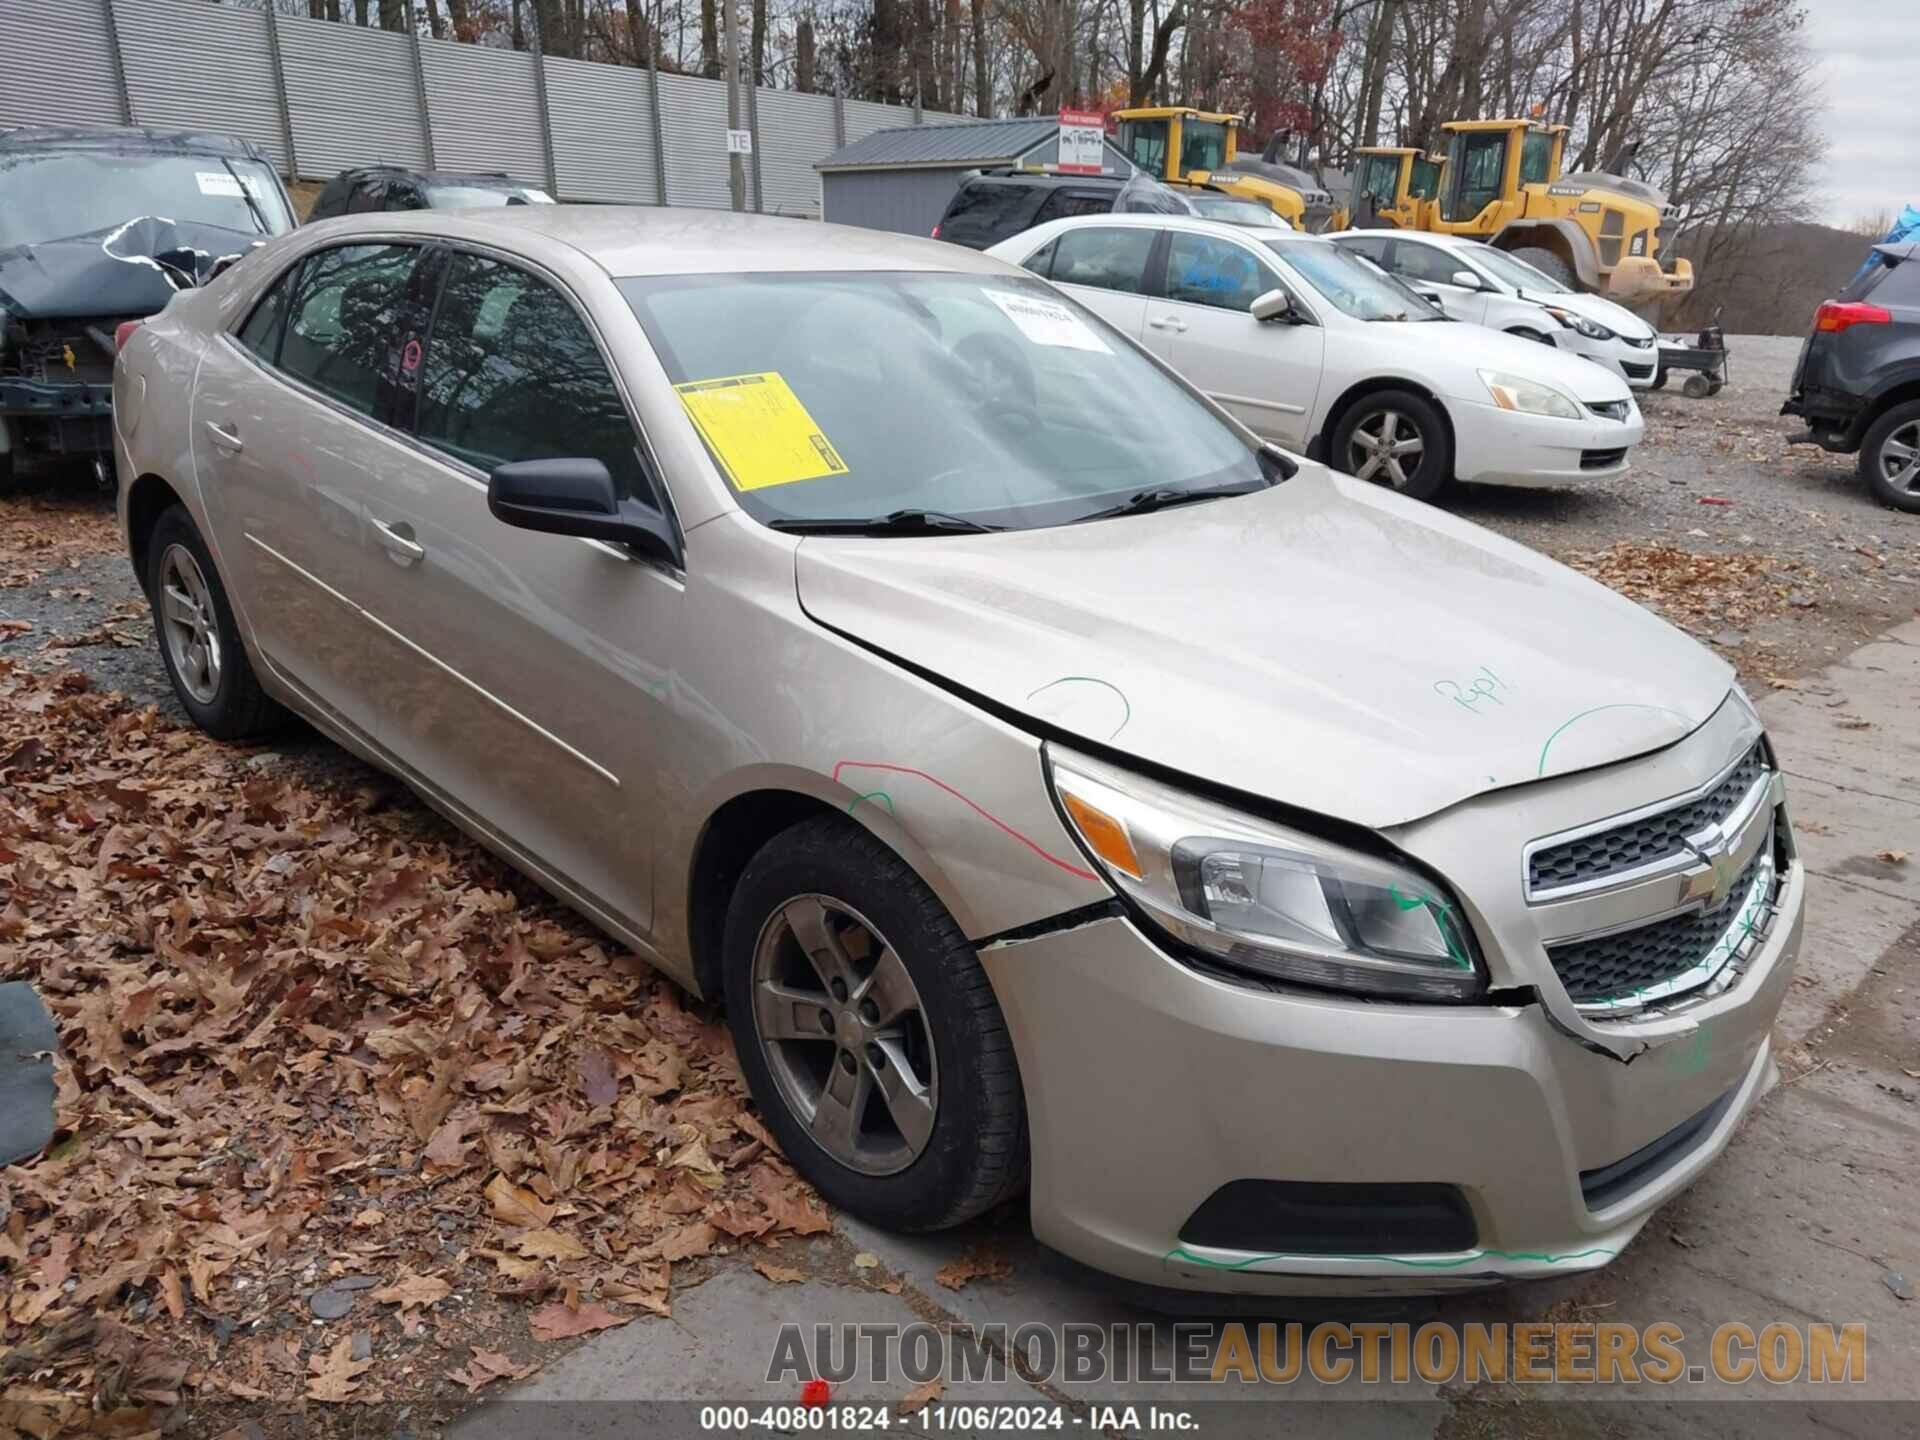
[1335,146,1445,230]
[1110,106,1338,231]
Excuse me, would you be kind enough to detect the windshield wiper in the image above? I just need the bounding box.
[1073,482,1265,524]
[221,158,272,237]
[767,508,1005,536]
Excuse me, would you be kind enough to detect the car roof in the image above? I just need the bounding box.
[1327,228,1481,253]
[1033,211,1301,246]
[0,123,269,162]
[306,205,1023,278]
[340,164,524,187]
[967,168,1124,187]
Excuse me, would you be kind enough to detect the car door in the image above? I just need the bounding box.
[347,247,679,932]
[1145,229,1325,447]
[1386,238,1489,322]
[1033,225,1157,343]
[190,240,427,742]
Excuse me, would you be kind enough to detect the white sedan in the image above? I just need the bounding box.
[1330,229,1662,389]
[988,214,1643,501]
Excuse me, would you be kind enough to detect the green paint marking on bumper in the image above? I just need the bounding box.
[1161,1244,1616,1273]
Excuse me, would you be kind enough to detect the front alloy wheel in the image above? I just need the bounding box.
[751,895,938,1176]
[1331,389,1452,502]
[1347,409,1426,490]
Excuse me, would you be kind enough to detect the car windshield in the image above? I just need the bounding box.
[622,271,1276,533]
[423,182,556,208]
[1265,240,1444,321]
[1471,245,1573,294]
[0,150,293,248]
[1185,194,1280,227]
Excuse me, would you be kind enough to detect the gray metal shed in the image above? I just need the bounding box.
[817,117,1135,237]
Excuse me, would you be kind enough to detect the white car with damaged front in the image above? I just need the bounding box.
[989,214,1643,502]
[1330,229,1663,390]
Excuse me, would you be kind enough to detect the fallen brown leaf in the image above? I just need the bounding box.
[306,1336,375,1402]
[370,1272,453,1312]
[529,1300,630,1341]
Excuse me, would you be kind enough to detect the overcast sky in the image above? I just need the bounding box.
[1807,0,1920,227]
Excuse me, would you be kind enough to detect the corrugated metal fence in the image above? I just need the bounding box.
[0,0,970,217]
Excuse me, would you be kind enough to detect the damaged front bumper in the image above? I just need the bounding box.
[0,376,115,455]
[979,694,1801,1295]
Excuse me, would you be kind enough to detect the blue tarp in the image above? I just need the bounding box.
[1854,204,1920,281]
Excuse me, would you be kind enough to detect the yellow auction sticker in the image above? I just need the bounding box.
[674,371,849,492]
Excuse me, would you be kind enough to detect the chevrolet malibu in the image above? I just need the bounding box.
[114,208,1802,1294]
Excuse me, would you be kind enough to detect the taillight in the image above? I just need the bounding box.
[930,223,941,239]
[115,320,142,353]
[1813,300,1891,333]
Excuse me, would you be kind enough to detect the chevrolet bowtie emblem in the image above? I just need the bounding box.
[1682,832,1743,907]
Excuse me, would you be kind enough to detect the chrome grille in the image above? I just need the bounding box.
[1587,400,1631,421]
[1546,840,1778,1006]
[1528,742,1766,895]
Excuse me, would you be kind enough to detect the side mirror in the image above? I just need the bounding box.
[1450,270,1483,290]
[488,458,678,564]
[1251,287,1302,324]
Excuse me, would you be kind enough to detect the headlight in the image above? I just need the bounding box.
[1542,306,1615,341]
[1479,369,1584,420]
[1048,748,1485,1001]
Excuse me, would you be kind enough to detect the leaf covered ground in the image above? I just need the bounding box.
[0,651,831,1437]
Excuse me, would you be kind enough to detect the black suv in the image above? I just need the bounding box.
[0,124,294,492]
[933,168,1123,249]
[307,166,555,221]
[1783,242,1920,511]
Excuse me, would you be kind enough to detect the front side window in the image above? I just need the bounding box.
[1519,131,1555,186]
[416,254,649,501]
[1179,121,1230,173]
[1164,232,1268,311]
[622,271,1273,533]
[1266,240,1442,321]
[1118,119,1169,175]
[1446,132,1506,221]
[276,244,419,417]
[1048,227,1157,294]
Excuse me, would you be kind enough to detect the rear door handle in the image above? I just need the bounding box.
[203,420,243,452]
[1147,315,1188,333]
[370,517,425,566]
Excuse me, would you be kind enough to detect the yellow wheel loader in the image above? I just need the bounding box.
[1335,146,1445,230]
[1419,119,1692,302]
[1110,106,1338,230]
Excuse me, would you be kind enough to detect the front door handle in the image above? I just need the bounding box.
[370,517,425,566]
[203,420,243,452]
[1147,315,1188,333]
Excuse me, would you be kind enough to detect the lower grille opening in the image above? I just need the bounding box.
[1622,361,1655,379]
[1178,1180,1477,1256]
[1580,1087,1738,1210]
[1581,447,1628,470]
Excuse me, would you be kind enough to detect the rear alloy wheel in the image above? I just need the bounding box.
[1332,390,1452,502]
[145,505,287,739]
[723,815,1028,1231]
[1861,400,1920,513]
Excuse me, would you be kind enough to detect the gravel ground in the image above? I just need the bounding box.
[2,331,1913,702]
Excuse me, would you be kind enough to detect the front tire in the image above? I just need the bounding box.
[1511,245,1577,290]
[722,815,1028,1231]
[145,505,287,739]
[1860,400,1920,513]
[1331,389,1452,502]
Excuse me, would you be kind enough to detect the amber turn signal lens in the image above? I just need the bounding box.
[1061,790,1144,880]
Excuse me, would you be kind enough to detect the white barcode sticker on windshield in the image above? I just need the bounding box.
[196,171,244,197]
[985,289,1110,354]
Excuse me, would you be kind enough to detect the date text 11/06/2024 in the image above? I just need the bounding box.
[700,1406,1193,1432]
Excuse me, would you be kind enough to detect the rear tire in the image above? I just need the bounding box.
[1650,368,1669,391]
[722,815,1028,1232]
[144,505,287,739]
[1330,389,1452,502]
[1860,400,1920,514]
[1511,245,1577,290]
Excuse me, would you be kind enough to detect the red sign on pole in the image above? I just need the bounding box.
[1056,108,1106,175]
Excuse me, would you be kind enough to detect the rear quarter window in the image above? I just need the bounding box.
[938,181,1038,247]
[1840,255,1915,305]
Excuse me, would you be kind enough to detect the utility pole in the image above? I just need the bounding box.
[722,0,745,212]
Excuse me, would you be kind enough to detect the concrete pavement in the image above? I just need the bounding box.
[453,624,1920,1437]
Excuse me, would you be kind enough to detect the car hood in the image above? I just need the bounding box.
[1420,318,1634,401]
[0,216,256,320]
[1532,288,1657,342]
[794,467,1731,830]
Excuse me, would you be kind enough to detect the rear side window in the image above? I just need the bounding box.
[1385,241,1456,285]
[237,270,292,362]
[307,176,351,222]
[1050,227,1157,294]
[938,181,1035,246]
[1164,232,1266,311]
[347,181,388,214]
[1032,188,1116,225]
[276,243,418,417]
[416,253,651,502]
[1339,235,1388,264]
[1021,237,1058,277]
